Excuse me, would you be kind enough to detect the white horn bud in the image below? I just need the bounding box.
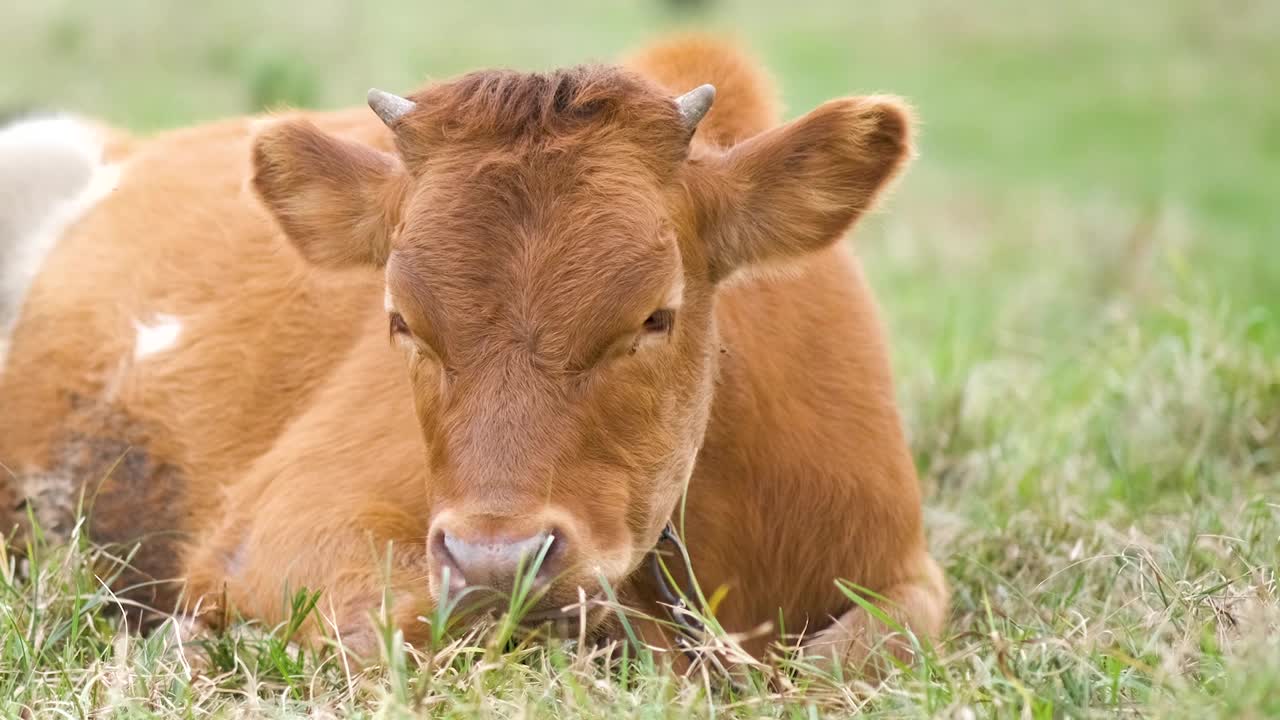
[367,88,417,128]
[675,84,715,131]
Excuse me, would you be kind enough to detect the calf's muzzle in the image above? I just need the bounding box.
[427,513,570,596]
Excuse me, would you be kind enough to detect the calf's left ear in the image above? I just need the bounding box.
[700,96,913,282]
[252,120,406,268]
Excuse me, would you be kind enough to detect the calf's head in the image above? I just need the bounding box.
[251,66,911,624]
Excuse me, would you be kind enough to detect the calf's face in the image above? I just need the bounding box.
[251,66,912,627]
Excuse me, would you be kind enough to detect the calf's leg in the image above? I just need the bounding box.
[798,551,948,675]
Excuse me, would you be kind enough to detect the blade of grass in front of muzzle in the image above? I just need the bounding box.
[494,533,557,648]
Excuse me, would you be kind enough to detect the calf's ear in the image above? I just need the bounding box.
[251,120,406,268]
[700,96,913,281]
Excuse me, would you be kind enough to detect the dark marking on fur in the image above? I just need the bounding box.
[12,397,188,624]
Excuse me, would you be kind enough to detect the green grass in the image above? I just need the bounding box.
[2,0,1278,716]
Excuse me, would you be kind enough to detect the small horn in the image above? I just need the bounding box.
[367,88,417,128]
[675,84,716,131]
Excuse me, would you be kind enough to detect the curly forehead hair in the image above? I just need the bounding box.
[392,66,694,167]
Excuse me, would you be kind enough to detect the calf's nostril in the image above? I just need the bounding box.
[533,528,569,578]
[429,529,467,590]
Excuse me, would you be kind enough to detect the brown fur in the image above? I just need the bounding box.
[0,35,946,670]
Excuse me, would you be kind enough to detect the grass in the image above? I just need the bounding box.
[1,0,1277,716]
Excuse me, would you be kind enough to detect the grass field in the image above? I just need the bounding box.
[2,0,1278,716]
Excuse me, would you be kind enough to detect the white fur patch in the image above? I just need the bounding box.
[132,314,183,360]
[0,114,120,373]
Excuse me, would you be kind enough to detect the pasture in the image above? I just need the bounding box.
[1,0,1277,716]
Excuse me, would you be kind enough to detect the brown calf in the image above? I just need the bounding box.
[0,35,946,670]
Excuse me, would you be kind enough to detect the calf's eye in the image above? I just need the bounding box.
[643,309,674,335]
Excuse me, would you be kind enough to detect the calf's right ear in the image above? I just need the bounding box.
[251,120,406,268]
